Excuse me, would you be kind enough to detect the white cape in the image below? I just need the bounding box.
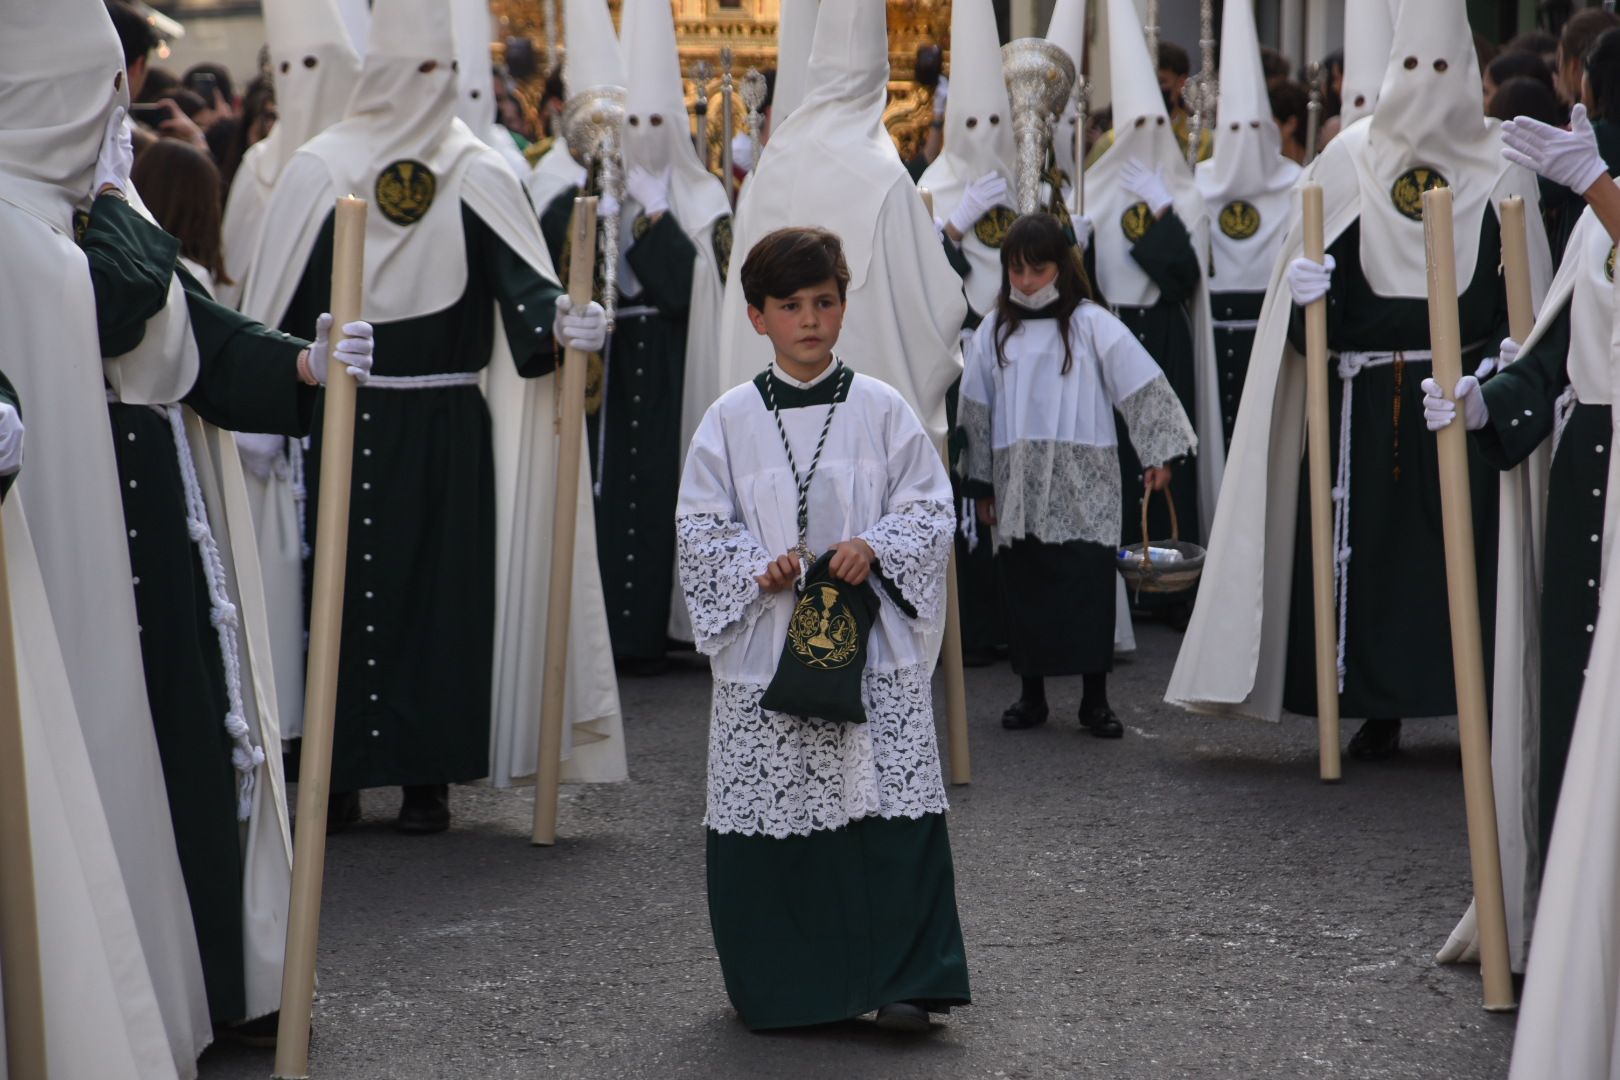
[0,499,179,1080]
[1165,122,1552,722]
[0,197,212,1074]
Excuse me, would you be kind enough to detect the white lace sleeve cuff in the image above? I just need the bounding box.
[1118,376,1197,469]
[676,512,772,656]
[958,394,994,486]
[858,498,954,626]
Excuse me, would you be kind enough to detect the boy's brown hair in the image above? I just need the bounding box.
[740,227,851,311]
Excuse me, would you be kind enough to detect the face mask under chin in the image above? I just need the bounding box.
[1009,280,1060,311]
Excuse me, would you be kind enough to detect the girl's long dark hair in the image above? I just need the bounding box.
[993,212,1094,374]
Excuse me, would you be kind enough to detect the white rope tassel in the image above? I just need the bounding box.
[1552,385,1580,461]
[165,406,263,821]
[960,497,979,553]
[289,437,311,560]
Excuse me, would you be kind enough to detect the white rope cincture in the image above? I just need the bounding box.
[361,372,481,390]
[1212,318,1260,332]
[960,497,979,553]
[164,405,263,822]
[288,438,311,561]
[1330,349,1433,692]
[1552,385,1580,461]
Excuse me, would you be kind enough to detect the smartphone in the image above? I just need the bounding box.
[189,72,219,105]
[129,102,170,127]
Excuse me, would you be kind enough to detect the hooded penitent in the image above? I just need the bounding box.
[716,0,966,442]
[336,0,372,51]
[769,0,820,137]
[0,0,215,1070]
[524,0,628,230]
[1195,0,1299,293]
[1339,0,1396,130]
[1083,0,1222,535]
[220,0,362,306]
[918,0,1017,316]
[1166,0,1553,723]
[454,0,531,175]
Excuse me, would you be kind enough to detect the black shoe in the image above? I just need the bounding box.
[1001,698,1049,730]
[326,790,361,834]
[874,1001,931,1033]
[220,1011,279,1048]
[1078,702,1124,738]
[960,648,997,669]
[395,784,450,834]
[1348,719,1402,761]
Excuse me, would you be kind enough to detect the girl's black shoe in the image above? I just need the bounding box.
[1001,698,1050,730]
[1348,718,1402,760]
[1078,703,1124,738]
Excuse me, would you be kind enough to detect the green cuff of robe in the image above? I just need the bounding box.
[1129,210,1200,306]
[1475,305,1570,471]
[176,264,314,436]
[83,192,181,357]
[624,210,698,316]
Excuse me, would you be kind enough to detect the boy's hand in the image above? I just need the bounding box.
[975,497,998,526]
[1144,466,1172,492]
[828,538,876,586]
[756,553,802,593]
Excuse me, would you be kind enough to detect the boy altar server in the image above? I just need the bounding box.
[678,228,970,1033]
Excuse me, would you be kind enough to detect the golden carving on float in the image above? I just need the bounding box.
[489,0,950,160]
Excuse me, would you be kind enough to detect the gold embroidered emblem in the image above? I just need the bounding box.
[1219,200,1261,240]
[375,159,436,226]
[1121,201,1154,243]
[713,216,733,284]
[1390,167,1448,222]
[72,209,91,244]
[583,352,606,416]
[1607,243,1616,283]
[632,212,653,241]
[787,584,860,670]
[973,206,1018,248]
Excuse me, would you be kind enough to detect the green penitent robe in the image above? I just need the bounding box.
[84,193,311,1023]
[280,204,563,792]
[1211,289,1264,451]
[541,191,707,660]
[1472,300,1609,862]
[1281,215,1507,721]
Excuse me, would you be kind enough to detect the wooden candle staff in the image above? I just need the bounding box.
[275,195,368,1079]
[533,196,601,846]
[1300,184,1341,782]
[0,510,47,1080]
[1422,187,1514,1012]
[1500,197,1536,344]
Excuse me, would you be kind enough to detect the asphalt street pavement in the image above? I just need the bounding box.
[202,622,1515,1079]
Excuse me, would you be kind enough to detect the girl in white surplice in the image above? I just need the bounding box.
[959,214,1196,734]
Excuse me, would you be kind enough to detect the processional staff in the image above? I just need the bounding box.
[692,60,712,169]
[742,67,768,181]
[1300,184,1340,783]
[720,47,736,201]
[1184,0,1216,169]
[1305,62,1325,164]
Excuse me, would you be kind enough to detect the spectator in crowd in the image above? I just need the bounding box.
[183,62,237,120]
[1488,74,1565,126]
[1506,28,1558,69]
[1555,9,1620,106]
[1157,41,1211,161]
[218,74,276,192]
[1543,16,1620,261]
[1269,79,1310,163]
[1485,49,1558,102]
[105,0,157,95]
[1261,45,1293,87]
[128,139,233,295]
[1475,31,1500,76]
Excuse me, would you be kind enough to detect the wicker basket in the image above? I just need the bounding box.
[1118,487,1206,597]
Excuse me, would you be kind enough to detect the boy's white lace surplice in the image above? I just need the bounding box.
[676,371,954,839]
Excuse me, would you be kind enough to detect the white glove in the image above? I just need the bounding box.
[598,192,621,221]
[626,165,671,217]
[1421,375,1489,432]
[0,402,23,478]
[1072,214,1094,252]
[1496,336,1521,369]
[1121,159,1173,216]
[308,313,375,385]
[94,107,134,195]
[554,294,608,353]
[1287,254,1336,306]
[235,433,286,480]
[1502,103,1609,194]
[948,171,1008,235]
[569,162,589,190]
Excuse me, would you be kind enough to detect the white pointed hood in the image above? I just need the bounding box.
[563,0,626,95]
[336,0,372,52]
[621,0,728,231]
[1340,0,1395,129]
[1046,0,1087,186]
[1194,0,1299,292]
[769,0,820,136]
[1355,0,1501,299]
[453,0,497,130]
[1086,0,1206,308]
[751,0,898,291]
[256,0,363,184]
[0,0,128,231]
[917,0,1016,314]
